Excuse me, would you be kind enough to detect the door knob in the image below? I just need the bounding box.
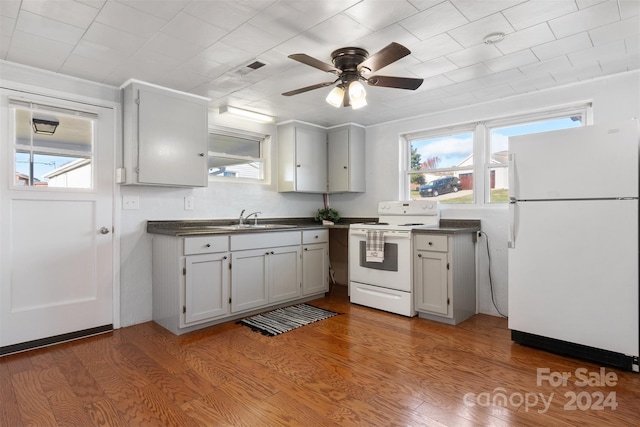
[99,227,110,235]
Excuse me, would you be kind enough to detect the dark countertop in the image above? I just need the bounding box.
[412,219,481,235]
[147,217,479,236]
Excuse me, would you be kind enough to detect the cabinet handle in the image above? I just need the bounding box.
[270,251,274,255]
[343,166,347,169]
[304,248,308,251]
[198,153,205,157]
[428,242,433,246]
[314,235,318,239]
[296,164,301,167]
[205,243,211,248]
[223,256,227,259]
[265,252,270,255]
[418,253,422,257]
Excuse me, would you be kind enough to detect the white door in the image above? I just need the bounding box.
[231,249,269,313]
[0,90,115,352]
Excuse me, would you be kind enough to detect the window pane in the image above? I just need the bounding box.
[409,132,473,203]
[489,116,583,202]
[14,108,93,189]
[208,132,264,180]
[208,133,260,157]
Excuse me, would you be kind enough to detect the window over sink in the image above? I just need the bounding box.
[208,127,268,182]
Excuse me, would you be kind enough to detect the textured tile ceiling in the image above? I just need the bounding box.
[1,0,638,126]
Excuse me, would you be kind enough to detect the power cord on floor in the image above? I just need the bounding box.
[479,230,507,318]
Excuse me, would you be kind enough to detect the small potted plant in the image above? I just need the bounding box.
[314,207,340,225]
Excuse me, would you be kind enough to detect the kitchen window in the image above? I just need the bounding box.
[405,127,474,204]
[208,127,268,181]
[11,99,95,189]
[402,104,590,204]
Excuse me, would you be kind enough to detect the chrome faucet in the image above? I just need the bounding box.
[238,209,246,225]
[244,211,262,226]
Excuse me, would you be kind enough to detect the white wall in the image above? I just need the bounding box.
[331,71,640,317]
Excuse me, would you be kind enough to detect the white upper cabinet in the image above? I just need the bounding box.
[327,124,365,193]
[121,80,209,187]
[278,121,328,193]
[278,121,365,193]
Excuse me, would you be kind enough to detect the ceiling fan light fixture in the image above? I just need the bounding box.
[32,118,59,135]
[219,105,274,123]
[325,85,345,108]
[348,80,367,109]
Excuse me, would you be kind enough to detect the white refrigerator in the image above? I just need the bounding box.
[508,120,639,372]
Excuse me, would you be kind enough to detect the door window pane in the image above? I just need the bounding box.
[13,106,94,189]
[409,132,473,203]
[489,116,583,202]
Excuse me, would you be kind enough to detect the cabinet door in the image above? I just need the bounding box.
[137,87,207,187]
[328,125,365,193]
[327,127,350,192]
[295,126,327,192]
[184,253,229,324]
[269,246,302,303]
[231,249,269,313]
[415,250,449,315]
[302,243,328,296]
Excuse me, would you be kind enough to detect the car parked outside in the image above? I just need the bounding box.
[419,176,461,197]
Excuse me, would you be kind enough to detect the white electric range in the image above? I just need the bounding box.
[348,200,439,316]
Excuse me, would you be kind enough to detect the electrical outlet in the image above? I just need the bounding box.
[123,195,140,210]
[184,196,194,211]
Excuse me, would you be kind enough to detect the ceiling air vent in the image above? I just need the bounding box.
[233,60,267,76]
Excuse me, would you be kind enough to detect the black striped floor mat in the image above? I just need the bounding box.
[236,303,340,336]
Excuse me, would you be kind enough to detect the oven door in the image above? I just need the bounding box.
[348,228,412,291]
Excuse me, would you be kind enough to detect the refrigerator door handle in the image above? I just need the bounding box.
[508,153,517,202]
[508,202,516,248]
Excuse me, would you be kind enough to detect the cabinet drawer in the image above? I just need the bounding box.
[302,229,328,244]
[231,231,301,251]
[415,235,448,252]
[184,235,229,255]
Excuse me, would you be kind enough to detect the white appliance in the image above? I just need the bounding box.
[508,120,639,372]
[349,200,439,316]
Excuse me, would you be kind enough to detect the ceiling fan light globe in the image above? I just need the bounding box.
[325,86,344,108]
[348,80,366,99]
[350,97,367,109]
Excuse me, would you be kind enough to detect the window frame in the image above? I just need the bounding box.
[207,125,270,184]
[402,103,592,206]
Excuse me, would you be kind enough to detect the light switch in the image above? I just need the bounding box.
[123,195,140,210]
[184,196,194,211]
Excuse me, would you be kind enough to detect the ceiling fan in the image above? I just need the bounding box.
[282,42,423,109]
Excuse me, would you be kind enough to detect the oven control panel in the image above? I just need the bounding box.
[378,200,439,215]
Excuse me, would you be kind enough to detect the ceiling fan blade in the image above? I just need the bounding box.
[367,75,423,90]
[358,42,410,73]
[288,53,341,74]
[282,81,335,96]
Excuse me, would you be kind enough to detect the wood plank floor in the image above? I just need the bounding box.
[2,285,639,427]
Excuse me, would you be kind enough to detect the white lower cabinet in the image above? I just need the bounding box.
[302,230,329,296]
[184,252,229,324]
[230,245,302,313]
[414,233,476,325]
[152,228,329,335]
